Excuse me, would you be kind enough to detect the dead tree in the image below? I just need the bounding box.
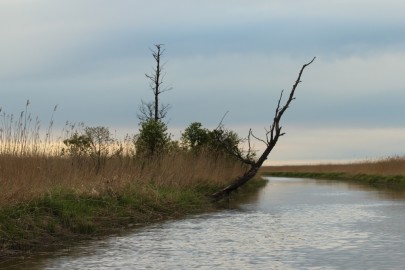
[212,57,316,201]
[138,44,172,122]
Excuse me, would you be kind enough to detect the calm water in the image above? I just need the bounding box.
[3,177,405,269]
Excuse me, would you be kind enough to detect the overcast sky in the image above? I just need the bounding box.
[1,0,405,164]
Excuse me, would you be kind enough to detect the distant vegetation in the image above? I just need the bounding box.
[0,102,247,205]
[261,156,405,187]
[0,44,250,256]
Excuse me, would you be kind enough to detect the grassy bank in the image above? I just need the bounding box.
[261,156,405,187]
[0,152,260,258]
[0,104,268,259]
[0,183,240,258]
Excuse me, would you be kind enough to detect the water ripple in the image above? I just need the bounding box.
[21,178,405,269]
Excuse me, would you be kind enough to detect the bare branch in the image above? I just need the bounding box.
[212,126,256,166]
[212,57,315,201]
[247,129,253,153]
[215,111,229,130]
[250,129,268,146]
[158,103,171,120]
[161,85,173,94]
[137,100,154,122]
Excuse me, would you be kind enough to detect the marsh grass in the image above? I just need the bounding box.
[0,104,248,256]
[0,103,244,205]
[261,156,405,187]
[0,152,246,255]
[261,156,405,176]
[0,152,244,205]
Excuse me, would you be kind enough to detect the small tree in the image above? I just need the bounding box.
[62,132,92,168]
[135,119,170,156]
[181,122,210,150]
[181,122,242,159]
[62,132,91,157]
[84,126,114,173]
[209,129,242,157]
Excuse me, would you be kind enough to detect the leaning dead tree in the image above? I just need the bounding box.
[212,57,316,201]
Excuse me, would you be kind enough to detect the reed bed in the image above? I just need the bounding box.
[0,103,245,206]
[0,151,247,257]
[0,104,251,256]
[0,151,245,207]
[261,156,405,176]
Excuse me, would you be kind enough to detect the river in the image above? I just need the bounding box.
[4,177,405,269]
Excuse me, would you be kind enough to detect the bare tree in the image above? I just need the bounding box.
[138,44,172,122]
[212,57,316,201]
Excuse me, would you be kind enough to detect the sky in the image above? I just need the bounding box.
[1,0,405,164]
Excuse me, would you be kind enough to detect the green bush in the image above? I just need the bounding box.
[181,122,210,150]
[181,122,242,158]
[135,119,171,156]
[62,132,92,157]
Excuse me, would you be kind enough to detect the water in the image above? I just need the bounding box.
[3,177,405,269]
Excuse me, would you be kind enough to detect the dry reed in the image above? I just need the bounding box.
[261,156,405,176]
[0,103,245,207]
[0,152,245,206]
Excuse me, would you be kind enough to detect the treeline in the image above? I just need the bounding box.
[60,44,242,174]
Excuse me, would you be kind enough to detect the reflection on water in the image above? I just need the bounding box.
[3,177,405,269]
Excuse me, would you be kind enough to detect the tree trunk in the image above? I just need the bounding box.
[212,57,315,201]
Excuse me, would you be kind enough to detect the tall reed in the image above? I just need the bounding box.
[1,153,244,205]
[0,103,245,207]
[0,101,60,156]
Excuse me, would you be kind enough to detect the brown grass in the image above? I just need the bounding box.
[261,156,405,176]
[0,105,254,258]
[0,152,245,207]
[0,149,247,257]
[0,104,246,207]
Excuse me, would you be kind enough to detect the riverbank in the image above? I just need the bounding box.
[262,171,405,187]
[0,185,206,257]
[261,156,405,188]
[1,179,266,259]
[0,153,266,259]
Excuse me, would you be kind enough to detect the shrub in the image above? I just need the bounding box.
[181,122,242,158]
[135,119,171,156]
[181,122,210,151]
[62,132,92,157]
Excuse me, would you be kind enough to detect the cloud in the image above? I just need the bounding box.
[252,126,405,165]
[164,51,405,129]
[1,0,405,163]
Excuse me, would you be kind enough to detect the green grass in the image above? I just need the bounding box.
[263,171,405,188]
[0,178,265,258]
